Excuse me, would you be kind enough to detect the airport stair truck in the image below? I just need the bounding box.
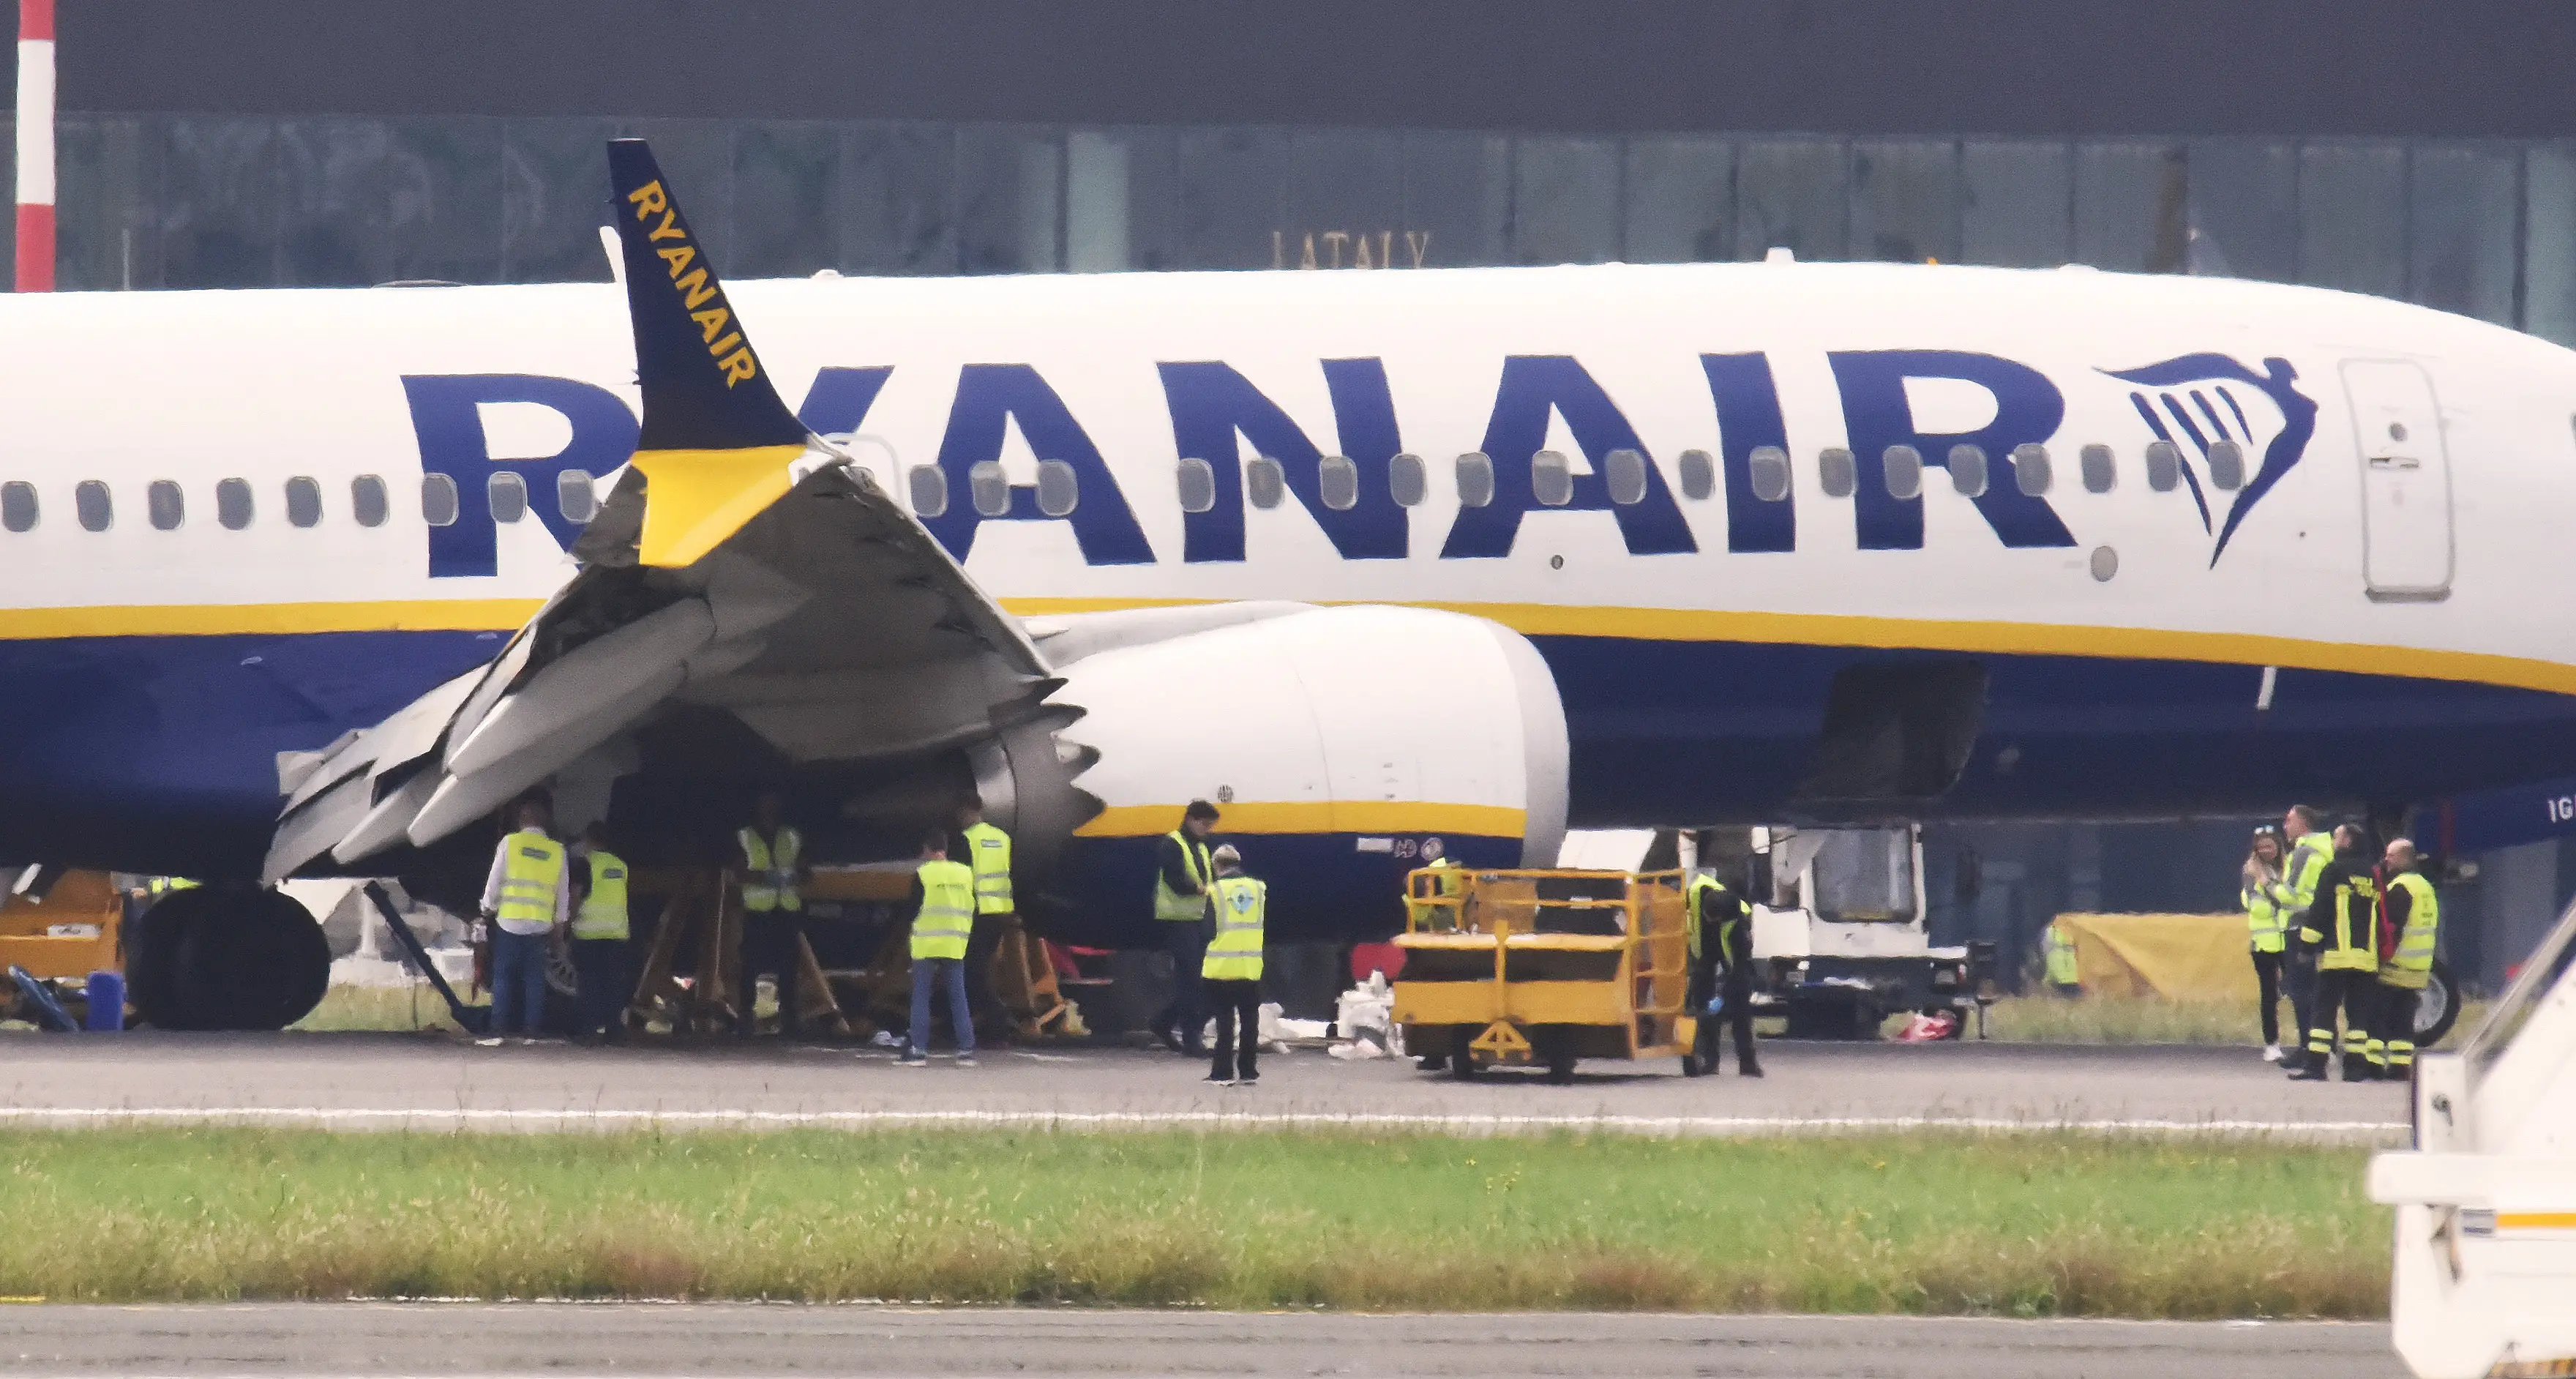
[1743,824,1980,1039]
[2369,895,2576,1378]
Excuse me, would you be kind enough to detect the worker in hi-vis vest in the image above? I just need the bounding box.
[2291,823,2384,1083]
[1199,844,1267,1086]
[476,794,568,1044]
[2272,804,2335,1058]
[2374,837,2441,1077]
[567,821,632,1045]
[901,831,978,1067]
[2242,823,2291,1061]
[955,799,1015,1042]
[1407,837,1463,932]
[1149,799,1222,1055]
[1685,869,1762,1077]
[2041,918,2081,996]
[733,790,809,1040]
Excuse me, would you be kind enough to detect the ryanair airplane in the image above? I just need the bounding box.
[5,139,2573,1025]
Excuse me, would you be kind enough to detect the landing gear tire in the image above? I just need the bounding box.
[2413,959,2463,1050]
[1680,1050,1709,1077]
[130,888,329,1031]
[1448,1043,1480,1079]
[1537,1028,1578,1084]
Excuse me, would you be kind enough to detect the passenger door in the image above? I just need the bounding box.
[2341,359,2455,601]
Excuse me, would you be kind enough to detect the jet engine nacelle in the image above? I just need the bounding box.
[987,605,1569,946]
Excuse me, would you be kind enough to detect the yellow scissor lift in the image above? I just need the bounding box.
[1392,867,1694,1082]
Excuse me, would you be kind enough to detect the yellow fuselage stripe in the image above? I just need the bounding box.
[0,592,2569,700]
[1008,597,2576,698]
[2496,1211,2576,1230]
[1075,801,1526,840]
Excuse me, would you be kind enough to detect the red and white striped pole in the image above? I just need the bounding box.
[15,0,52,291]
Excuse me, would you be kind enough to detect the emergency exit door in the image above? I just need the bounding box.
[2341,359,2455,601]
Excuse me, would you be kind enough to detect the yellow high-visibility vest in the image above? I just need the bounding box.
[2381,871,2439,989]
[1202,874,1268,981]
[2310,870,2381,972]
[1407,867,1460,930]
[572,849,630,941]
[911,859,976,961]
[146,876,199,895]
[1153,829,1213,922]
[2277,834,2332,913]
[738,826,803,913]
[2244,882,2286,953]
[962,821,1014,914]
[2044,924,2080,986]
[1685,874,1738,963]
[496,829,566,930]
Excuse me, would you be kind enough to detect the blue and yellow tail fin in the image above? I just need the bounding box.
[606,138,813,567]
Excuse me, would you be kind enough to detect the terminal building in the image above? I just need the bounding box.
[20,0,2576,986]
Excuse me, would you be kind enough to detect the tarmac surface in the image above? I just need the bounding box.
[0,1031,2409,1137]
[0,1305,2408,1377]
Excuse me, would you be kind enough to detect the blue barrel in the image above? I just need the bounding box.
[83,971,124,1031]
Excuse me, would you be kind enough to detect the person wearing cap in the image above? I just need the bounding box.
[1199,844,1268,1086]
[1149,799,1221,1055]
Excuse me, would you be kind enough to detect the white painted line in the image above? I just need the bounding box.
[0,1107,2409,1136]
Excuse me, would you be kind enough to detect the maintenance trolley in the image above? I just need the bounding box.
[1393,867,1695,1082]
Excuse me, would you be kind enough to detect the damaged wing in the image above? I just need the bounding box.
[266,138,1049,880]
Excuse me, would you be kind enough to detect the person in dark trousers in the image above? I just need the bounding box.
[2242,824,2290,1061]
[954,800,1015,1045]
[566,821,633,1045]
[2274,804,2334,1065]
[2375,837,2441,1078]
[1685,868,1762,1077]
[1199,845,1267,1086]
[733,790,809,1039]
[901,831,979,1067]
[2290,823,2384,1082]
[1148,799,1221,1055]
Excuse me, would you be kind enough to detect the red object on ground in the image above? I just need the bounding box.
[1350,942,1405,982]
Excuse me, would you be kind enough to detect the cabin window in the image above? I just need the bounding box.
[555,470,596,523]
[1748,446,1791,502]
[216,477,255,530]
[1318,453,1359,511]
[969,460,1011,517]
[1948,444,1988,497]
[1388,452,1426,507]
[1175,457,1216,515]
[1604,448,1648,506]
[1677,449,1715,501]
[2207,438,2246,490]
[0,481,35,532]
[907,464,948,517]
[1882,445,1923,501]
[1036,459,1079,517]
[2143,440,2181,493]
[487,471,527,523]
[146,479,185,531]
[75,479,112,532]
[2011,444,2051,496]
[1532,450,1573,507]
[285,476,323,528]
[1246,455,1285,509]
[1455,452,1494,508]
[1818,447,1857,498]
[351,475,389,528]
[2080,443,2116,493]
[421,474,459,526]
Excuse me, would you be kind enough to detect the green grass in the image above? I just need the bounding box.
[1982,993,2487,1047]
[0,1128,2387,1317]
[288,983,465,1034]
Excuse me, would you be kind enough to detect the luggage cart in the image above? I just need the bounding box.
[1391,867,1693,1082]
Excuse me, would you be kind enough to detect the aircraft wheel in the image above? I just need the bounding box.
[127,889,217,1029]
[2413,960,2462,1049]
[1448,1043,1481,1079]
[167,889,331,1031]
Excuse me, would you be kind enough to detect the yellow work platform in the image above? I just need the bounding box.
[1393,867,1693,1081]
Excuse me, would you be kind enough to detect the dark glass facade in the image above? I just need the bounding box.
[15,115,2575,345]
